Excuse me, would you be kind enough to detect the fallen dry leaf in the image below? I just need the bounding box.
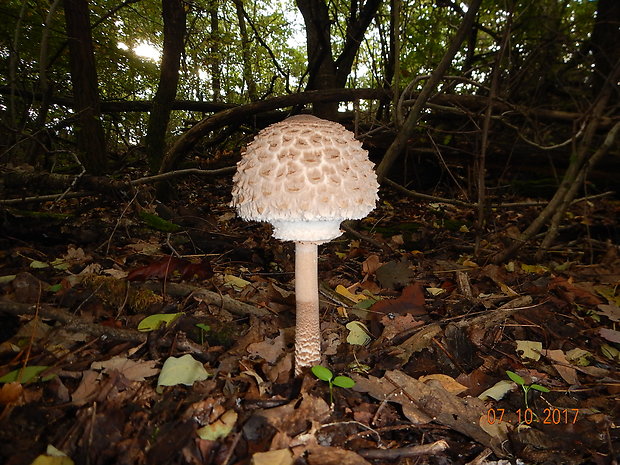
[91,356,159,381]
[599,327,620,343]
[0,382,23,404]
[543,349,579,385]
[251,449,294,465]
[307,445,372,465]
[247,330,286,364]
[419,373,468,395]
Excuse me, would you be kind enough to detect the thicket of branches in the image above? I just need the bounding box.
[0,0,618,260]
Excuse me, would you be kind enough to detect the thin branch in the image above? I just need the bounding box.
[383,177,475,208]
[0,166,237,205]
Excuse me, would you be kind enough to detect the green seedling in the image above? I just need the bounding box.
[196,323,211,345]
[311,365,355,406]
[506,370,550,410]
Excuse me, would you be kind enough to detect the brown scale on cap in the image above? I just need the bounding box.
[231,114,379,374]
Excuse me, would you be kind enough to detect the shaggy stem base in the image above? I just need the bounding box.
[294,241,321,375]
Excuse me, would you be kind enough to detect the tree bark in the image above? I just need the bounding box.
[388,0,400,122]
[145,0,186,173]
[233,0,258,101]
[591,0,620,101]
[296,0,381,120]
[25,0,62,166]
[8,1,28,131]
[62,0,108,174]
[209,0,221,101]
[296,0,338,119]
[475,16,511,256]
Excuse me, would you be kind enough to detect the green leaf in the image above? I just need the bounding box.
[311,365,333,382]
[30,444,74,465]
[196,409,237,441]
[48,284,63,293]
[0,275,16,284]
[51,258,69,270]
[0,366,54,384]
[345,321,372,346]
[30,260,49,269]
[506,370,525,385]
[354,299,377,309]
[516,340,543,361]
[601,343,620,361]
[156,354,209,391]
[332,376,355,389]
[530,384,550,393]
[196,323,211,332]
[478,379,514,401]
[137,312,183,332]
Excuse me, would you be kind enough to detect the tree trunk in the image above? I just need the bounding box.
[296,0,381,120]
[296,0,338,119]
[390,0,400,104]
[233,0,258,101]
[62,0,108,174]
[8,1,28,132]
[209,0,221,101]
[145,0,186,174]
[591,0,620,101]
[26,0,62,166]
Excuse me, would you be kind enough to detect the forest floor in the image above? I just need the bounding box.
[0,172,618,465]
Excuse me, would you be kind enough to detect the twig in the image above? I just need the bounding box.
[53,151,85,204]
[0,191,91,205]
[427,129,469,200]
[383,177,475,208]
[87,402,97,465]
[102,190,139,256]
[222,432,242,465]
[130,166,236,185]
[340,221,392,252]
[319,420,383,447]
[357,440,449,459]
[498,191,614,208]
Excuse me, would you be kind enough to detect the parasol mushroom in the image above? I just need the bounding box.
[231,114,379,374]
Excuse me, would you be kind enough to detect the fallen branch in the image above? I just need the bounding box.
[139,281,272,318]
[383,178,475,207]
[384,177,614,209]
[383,370,505,457]
[358,440,449,460]
[0,299,146,343]
[2,85,611,127]
[0,166,236,205]
[159,88,388,173]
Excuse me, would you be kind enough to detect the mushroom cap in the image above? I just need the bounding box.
[231,115,379,242]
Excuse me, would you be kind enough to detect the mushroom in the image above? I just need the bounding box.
[231,115,379,374]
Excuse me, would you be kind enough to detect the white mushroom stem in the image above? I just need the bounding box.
[294,241,321,374]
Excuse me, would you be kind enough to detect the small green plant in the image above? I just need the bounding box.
[196,323,211,345]
[506,370,550,410]
[311,365,355,405]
